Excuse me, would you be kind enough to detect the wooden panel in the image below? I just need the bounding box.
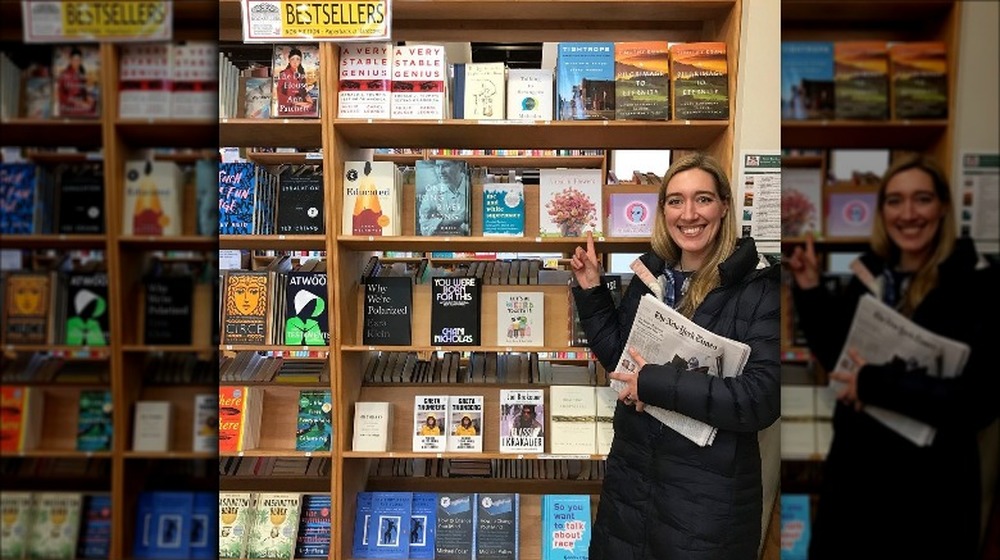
[136,385,216,452]
[219,119,324,148]
[781,121,948,149]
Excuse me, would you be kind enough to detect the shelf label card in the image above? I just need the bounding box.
[22,1,173,43]
[240,0,392,43]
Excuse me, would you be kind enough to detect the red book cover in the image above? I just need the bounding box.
[0,386,27,452]
[218,386,247,452]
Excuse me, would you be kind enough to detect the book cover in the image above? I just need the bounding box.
[1,387,29,452]
[119,43,171,119]
[780,167,824,237]
[538,168,603,237]
[834,41,889,120]
[144,276,194,345]
[670,42,729,120]
[222,271,268,345]
[218,162,259,235]
[412,395,448,452]
[272,44,320,118]
[64,271,110,346]
[144,492,194,559]
[192,394,218,453]
[218,492,254,559]
[363,276,412,345]
[190,492,216,560]
[247,492,301,560]
[244,77,272,118]
[556,42,615,120]
[76,493,112,559]
[549,385,597,455]
[0,491,33,560]
[595,386,617,455]
[284,271,329,346]
[463,62,506,120]
[367,492,413,559]
[482,182,525,237]
[25,75,53,119]
[218,386,248,453]
[506,68,553,120]
[541,494,591,560]
[825,191,878,238]
[343,160,400,236]
[430,276,481,346]
[195,159,219,236]
[53,45,100,118]
[28,493,83,560]
[2,271,51,344]
[390,44,447,120]
[780,41,835,120]
[276,164,324,234]
[435,493,476,560]
[122,159,183,236]
[295,390,333,452]
[132,401,171,452]
[339,42,392,119]
[170,42,216,119]
[447,395,484,453]
[475,493,519,560]
[496,291,545,347]
[56,163,104,234]
[0,162,36,234]
[76,389,113,452]
[409,493,437,560]
[353,402,392,452]
[352,492,374,559]
[889,41,947,119]
[614,41,670,120]
[415,160,471,237]
[499,389,545,454]
[607,192,658,237]
[295,493,332,559]
[780,494,811,560]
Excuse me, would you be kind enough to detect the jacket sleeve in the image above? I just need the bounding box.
[636,273,782,432]
[572,278,645,373]
[791,276,866,374]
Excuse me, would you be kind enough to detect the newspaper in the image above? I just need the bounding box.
[612,293,751,446]
[833,293,970,446]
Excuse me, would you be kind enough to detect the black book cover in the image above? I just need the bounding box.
[57,163,104,234]
[277,164,324,234]
[476,493,519,560]
[363,276,412,345]
[64,271,110,346]
[143,276,193,345]
[429,276,481,346]
[285,271,329,346]
[435,493,476,560]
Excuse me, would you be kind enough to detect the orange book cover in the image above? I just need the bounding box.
[889,41,947,119]
[669,42,729,120]
[1,386,27,452]
[218,386,247,453]
[834,41,889,119]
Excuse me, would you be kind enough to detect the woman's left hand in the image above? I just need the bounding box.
[830,347,865,412]
[609,347,647,412]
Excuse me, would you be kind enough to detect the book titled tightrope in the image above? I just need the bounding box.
[476,493,519,560]
[435,493,476,560]
[499,389,545,454]
[448,395,484,453]
[413,395,448,452]
[780,41,835,120]
[557,42,615,120]
[430,276,481,346]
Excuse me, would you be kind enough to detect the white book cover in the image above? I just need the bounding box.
[538,168,604,237]
[132,400,172,452]
[122,159,183,236]
[390,44,447,119]
[338,42,392,119]
[412,395,448,452]
[549,385,598,455]
[0,491,33,560]
[463,62,506,120]
[506,68,553,120]
[28,493,83,560]
[246,492,301,560]
[496,291,545,347]
[447,395,483,453]
[192,393,218,452]
[170,41,216,119]
[343,160,400,236]
[119,43,171,119]
[499,389,545,454]
[595,385,617,455]
[218,492,254,559]
[353,401,392,452]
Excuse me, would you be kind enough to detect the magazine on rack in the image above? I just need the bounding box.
[832,293,970,446]
[612,293,751,446]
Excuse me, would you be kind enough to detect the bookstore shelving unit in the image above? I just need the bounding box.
[218,0,755,558]
[1,2,218,559]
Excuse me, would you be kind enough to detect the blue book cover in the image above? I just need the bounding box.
[780,494,811,560]
[415,160,471,237]
[556,42,615,120]
[295,493,332,559]
[409,492,437,559]
[367,492,413,559]
[541,494,591,560]
[781,42,835,120]
[482,182,525,237]
[76,494,112,559]
[132,492,155,559]
[0,163,37,234]
[353,492,374,559]
[146,492,194,559]
[476,493,519,560]
[295,389,333,452]
[195,159,218,236]
[76,389,113,451]
[435,493,476,560]
[189,492,216,560]
[218,162,258,235]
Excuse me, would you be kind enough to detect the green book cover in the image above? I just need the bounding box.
[295,390,332,452]
[219,492,255,559]
[28,493,83,560]
[76,390,113,451]
[246,492,301,559]
[1,492,33,559]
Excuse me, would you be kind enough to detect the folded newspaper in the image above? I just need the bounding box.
[611,293,751,446]
[832,293,970,446]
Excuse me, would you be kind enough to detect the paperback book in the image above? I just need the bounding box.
[56,163,104,234]
[415,160,471,237]
[607,192,658,237]
[476,493,519,560]
[338,42,392,119]
[447,395,484,453]
[295,390,333,452]
[53,45,101,118]
[0,162,36,234]
[272,44,320,118]
[362,276,412,345]
[64,271,110,346]
[352,401,392,452]
[218,492,254,559]
[412,395,448,452]
[496,291,545,347]
[276,164,324,234]
[435,493,476,560]
[76,389,113,452]
[409,492,437,560]
[482,182,525,237]
[430,276,481,346]
[367,492,413,559]
[541,494,591,560]
[0,492,32,559]
[499,389,545,454]
[295,493,332,559]
[77,493,112,559]
[28,493,83,560]
[343,160,401,236]
[246,492,301,560]
[284,269,329,346]
[614,41,670,120]
[538,168,603,237]
[2,271,51,344]
[506,68,553,120]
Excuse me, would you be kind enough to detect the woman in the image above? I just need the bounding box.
[787,154,998,559]
[571,152,780,559]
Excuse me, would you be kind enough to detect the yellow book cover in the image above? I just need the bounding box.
[670,42,728,120]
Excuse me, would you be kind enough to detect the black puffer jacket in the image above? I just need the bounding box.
[573,238,781,560]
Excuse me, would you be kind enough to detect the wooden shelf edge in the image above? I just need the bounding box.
[343,451,607,460]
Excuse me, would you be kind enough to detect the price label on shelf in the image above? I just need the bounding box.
[304,451,312,457]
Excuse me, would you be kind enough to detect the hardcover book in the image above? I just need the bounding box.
[284,270,329,346]
[780,494,811,560]
[834,41,889,120]
[246,492,301,560]
[506,68,553,120]
[353,402,393,452]
[538,168,603,237]
[482,182,525,237]
[76,493,112,559]
[0,491,32,560]
[352,492,374,559]
[435,493,476,560]
[595,386,617,455]
[63,271,110,346]
[339,42,392,119]
[276,164,324,234]
[541,494,591,560]
[144,276,194,345]
[889,41,947,119]
[556,42,615,120]
[343,160,401,236]
[430,276,481,346]
[670,42,729,120]
[614,41,670,120]
[119,43,171,119]
[0,162,36,234]
[218,162,258,235]
[218,492,254,559]
[295,493,332,559]
[132,400,171,452]
[362,276,412,345]
[499,389,545,454]
[476,493,519,560]
[192,393,218,453]
[76,389,113,452]
[447,395,484,453]
[221,271,268,346]
[549,385,597,455]
[25,75,53,119]
[295,390,333,452]
[170,41,216,119]
[607,192,658,237]
[409,492,437,560]
[28,493,83,560]
[218,386,247,453]
[496,291,545,347]
[412,395,448,452]
[780,41,835,120]
[272,44,320,118]
[390,44,447,120]
[462,62,506,120]
[780,167,824,237]
[52,45,101,118]
[56,163,105,234]
[122,159,183,236]
[825,191,878,238]
[2,271,51,344]
[243,77,272,118]
[367,492,413,559]
[415,160,471,237]
[0,386,42,453]
[190,492,216,560]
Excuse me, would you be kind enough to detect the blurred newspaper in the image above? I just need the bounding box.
[612,293,751,446]
[833,293,970,446]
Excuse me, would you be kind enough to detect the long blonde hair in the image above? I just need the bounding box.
[650,153,737,317]
[870,154,955,316]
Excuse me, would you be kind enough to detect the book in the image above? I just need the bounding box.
[338,42,392,119]
[148,492,195,559]
[352,492,374,559]
[499,389,545,454]
[221,270,269,345]
[670,42,729,120]
[367,492,413,559]
[0,386,42,452]
[409,492,437,559]
[76,493,112,559]
[614,41,670,120]
[190,492,216,560]
[218,386,261,453]
[556,42,615,120]
[56,163,104,234]
[0,162,37,234]
[430,276,481,346]
[272,44,320,118]
[118,43,171,119]
[75,389,113,452]
[353,402,393,452]
[363,276,413,346]
[595,386,617,455]
[28,493,83,560]
[132,401,172,452]
[276,164,324,235]
[63,271,110,346]
[195,159,218,236]
[2,271,51,344]
[538,168,603,237]
[218,492,255,559]
[412,395,448,452]
[506,68,553,120]
[607,192,658,237]
[0,491,33,560]
[834,41,889,120]
[780,166,824,237]
[343,160,401,236]
[243,76,272,118]
[496,291,545,347]
[415,160,471,237]
[541,494,591,560]
[435,493,476,560]
[447,395,484,453]
[549,385,597,455]
[25,75,53,119]
[192,393,217,453]
[246,492,301,560]
[462,62,506,120]
[170,41,216,119]
[295,494,332,559]
[889,41,947,119]
[390,44,447,119]
[144,276,194,345]
[295,390,333,452]
[780,494,811,560]
[825,191,878,238]
[475,493,519,560]
[284,269,329,346]
[218,162,259,235]
[53,45,100,118]
[780,41,835,120]
[482,182,526,237]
